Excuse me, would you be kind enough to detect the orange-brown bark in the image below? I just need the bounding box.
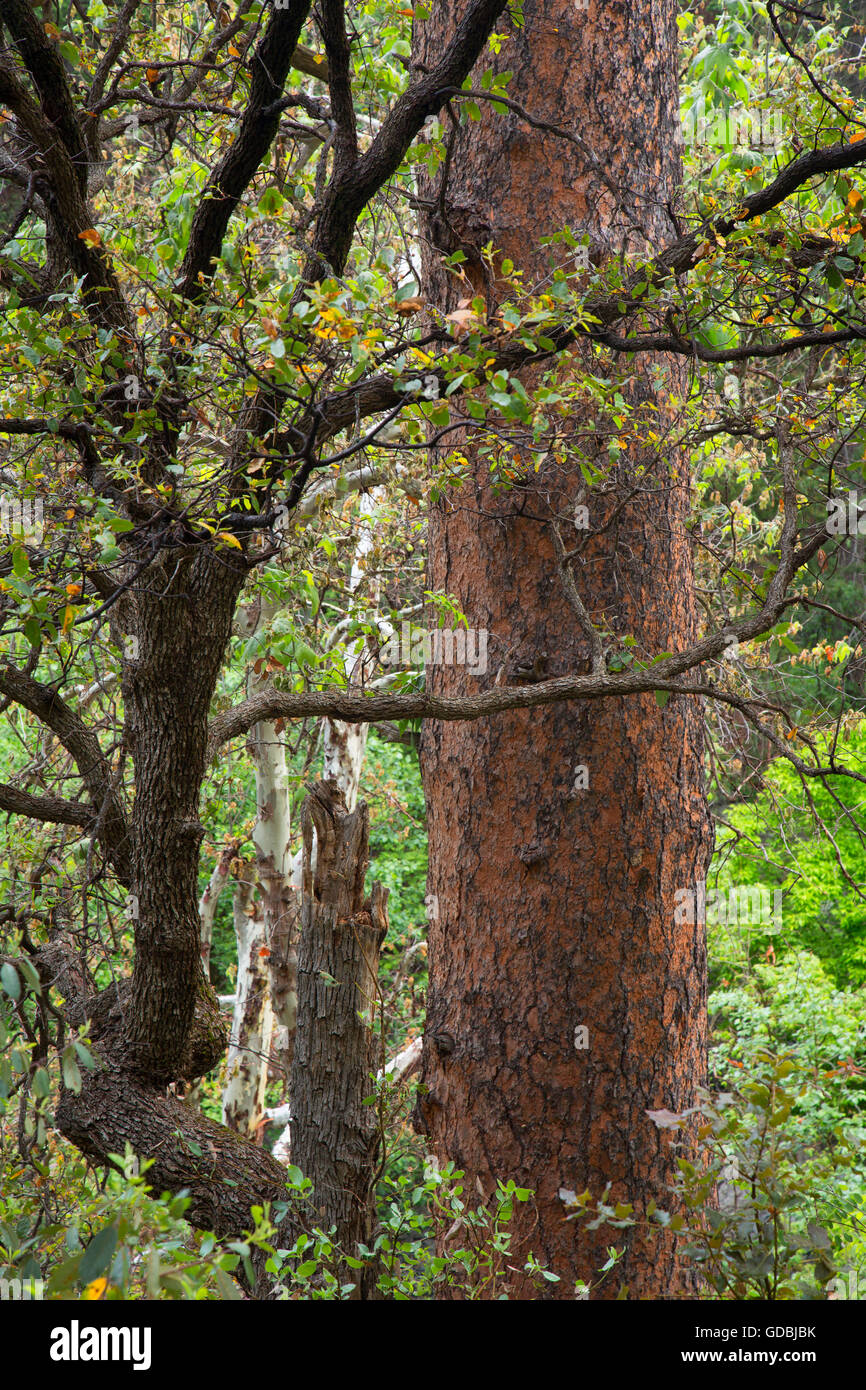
[414,0,713,1298]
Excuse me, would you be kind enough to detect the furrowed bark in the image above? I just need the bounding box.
[413,0,713,1299]
[55,1068,291,1240]
[122,548,247,1080]
[289,781,388,1295]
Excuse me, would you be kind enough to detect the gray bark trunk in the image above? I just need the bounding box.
[289,780,388,1296]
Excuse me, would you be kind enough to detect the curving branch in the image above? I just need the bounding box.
[309,0,509,275]
[0,662,132,886]
[207,506,828,753]
[0,0,89,192]
[280,133,866,446]
[0,60,132,331]
[174,1,313,302]
[0,782,96,829]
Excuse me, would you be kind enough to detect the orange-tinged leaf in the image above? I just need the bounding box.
[392,297,424,316]
[228,43,240,57]
[445,307,482,335]
[215,532,243,549]
[78,228,101,247]
[850,130,866,143]
[146,67,160,83]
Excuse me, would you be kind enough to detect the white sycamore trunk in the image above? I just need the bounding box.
[222,874,274,1136]
[219,596,295,1136]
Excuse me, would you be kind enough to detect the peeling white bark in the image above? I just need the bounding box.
[378,1035,423,1084]
[219,598,296,1135]
[199,839,238,978]
[249,714,298,1096]
[222,876,274,1136]
[322,490,381,809]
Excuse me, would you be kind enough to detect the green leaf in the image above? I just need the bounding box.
[1,963,21,1001]
[74,1040,98,1070]
[79,1224,118,1284]
[214,1267,244,1300]
[655,690,670,709]
[258,187,285,217]
[17,957,41,992]
[61,1049,82,1094]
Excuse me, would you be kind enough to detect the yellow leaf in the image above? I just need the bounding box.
[83,1278,108,1301]
[215,532,243,549]
[228,44,240,57]
[78,228,101,247]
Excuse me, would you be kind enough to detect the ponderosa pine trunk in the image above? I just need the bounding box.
[413,0,713,1299]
